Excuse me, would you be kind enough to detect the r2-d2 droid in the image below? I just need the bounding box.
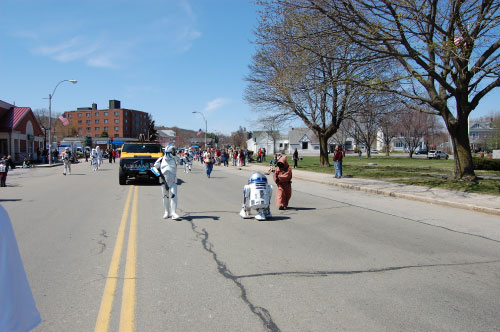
[239,172,273,221]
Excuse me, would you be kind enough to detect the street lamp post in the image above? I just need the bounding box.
[192,111,207,149]
[48,79,77,165]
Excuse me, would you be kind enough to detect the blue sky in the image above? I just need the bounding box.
[0,0,260,135]
[1,0,499,138]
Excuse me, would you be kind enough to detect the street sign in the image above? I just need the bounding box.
[57,141,60,147]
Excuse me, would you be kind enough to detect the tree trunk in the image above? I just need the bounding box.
[318,134,330,166]
[446,118,476,180]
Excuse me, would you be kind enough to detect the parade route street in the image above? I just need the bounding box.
[3,160,500,332]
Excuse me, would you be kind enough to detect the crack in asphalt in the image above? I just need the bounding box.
[234,259,500,279]
[184,216,280,332]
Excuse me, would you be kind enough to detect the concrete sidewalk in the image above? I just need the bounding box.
[228,163,500,216]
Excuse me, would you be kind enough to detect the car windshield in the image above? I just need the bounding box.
[122,144,162,153]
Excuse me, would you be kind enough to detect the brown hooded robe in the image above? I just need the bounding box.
[273,156,292,208]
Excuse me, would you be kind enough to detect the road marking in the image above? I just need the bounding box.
[119,185,139,332]
[94,186,134,332]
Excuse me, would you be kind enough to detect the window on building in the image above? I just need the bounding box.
[104,126,108,131]
[86,113,90,117]
[104,119,108,123]
[115,134,119,138]
[115,119,119,123]
[87,127,91,131]
[114,126,119,131]
[86,120,91,124]
[68,114,72,118]
[125,119,128,123]
[104,112,108,116]
[302,142,308,149]
[114,111,119,116]
[78,113,82,118]
[95,127,100,131]
[95,120,99,124]
[279,143,283,148]
[95,112,99,116]
[124,111,128,116]
[78,120,82,124]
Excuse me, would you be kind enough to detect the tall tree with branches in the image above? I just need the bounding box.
[302,0,500,179]
[246,1,385,166]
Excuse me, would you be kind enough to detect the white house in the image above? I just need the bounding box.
[246,131,288,155]
[287,128,348,155]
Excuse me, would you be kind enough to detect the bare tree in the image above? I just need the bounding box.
[397,111,431,158]
[231,126,248,149]
[305,0,500,179]
[344,103,383,158]
[246,1,384,166]
[378,111,400,156]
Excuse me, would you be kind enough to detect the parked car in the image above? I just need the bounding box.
[415,149,428,155]
[428,150,449,159]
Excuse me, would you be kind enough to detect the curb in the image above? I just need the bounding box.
[230,164,500,217]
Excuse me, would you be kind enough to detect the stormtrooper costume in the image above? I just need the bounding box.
[96,146,103,166]
[62,147,72,175]
[153,145,181,220]
[90,148,99,171]
[182,152,193,173]
[239,172,273,221]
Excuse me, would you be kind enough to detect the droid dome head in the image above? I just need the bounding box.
[248,172,268,186]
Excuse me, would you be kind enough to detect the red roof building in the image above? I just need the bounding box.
[0,100,45,162]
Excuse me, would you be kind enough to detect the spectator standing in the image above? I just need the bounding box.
[292,148,299,168]
[203,148,214,178]
[239,149,244,167]
[257,148,262,162]
[262,148,266,161]
[112,149,117,163]
[273,155,292,210]
[333,145,343,178]
[0,159,8,187]
[6,155,15,170]
[358,149,362,159]
[233,150,238,166]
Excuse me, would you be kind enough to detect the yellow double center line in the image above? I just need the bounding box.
[95,185,138,332]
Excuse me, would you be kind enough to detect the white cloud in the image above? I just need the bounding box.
[32,35,132,69]
[204,98,230,112]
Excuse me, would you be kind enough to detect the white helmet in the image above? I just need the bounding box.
[164,145,176,156]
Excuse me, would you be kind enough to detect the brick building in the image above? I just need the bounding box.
[64,100,149,139]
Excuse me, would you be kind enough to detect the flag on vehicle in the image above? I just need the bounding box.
[58,114,69,126]
[196,129,202,136]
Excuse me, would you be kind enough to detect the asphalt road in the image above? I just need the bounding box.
[3,159,500,332]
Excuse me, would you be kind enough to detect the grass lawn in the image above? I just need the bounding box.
[252,154,500,196]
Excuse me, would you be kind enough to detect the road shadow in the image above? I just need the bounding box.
[0,199,22,202]
[182,215,220,221]
[268,216,291,221]
[286,207,316,211]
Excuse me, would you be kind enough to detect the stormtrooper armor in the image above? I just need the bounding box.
[239,172,273,221]
[90,148,98,171]
[153,145,181,220]
[182,152,192,173]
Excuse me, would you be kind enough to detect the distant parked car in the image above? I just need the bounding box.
[428,150,449,159]
[415,149,428,155]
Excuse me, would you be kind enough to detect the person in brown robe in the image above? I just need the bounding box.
[273,155,292,210]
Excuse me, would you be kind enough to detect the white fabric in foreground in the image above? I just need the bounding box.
[0,205,41,332]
